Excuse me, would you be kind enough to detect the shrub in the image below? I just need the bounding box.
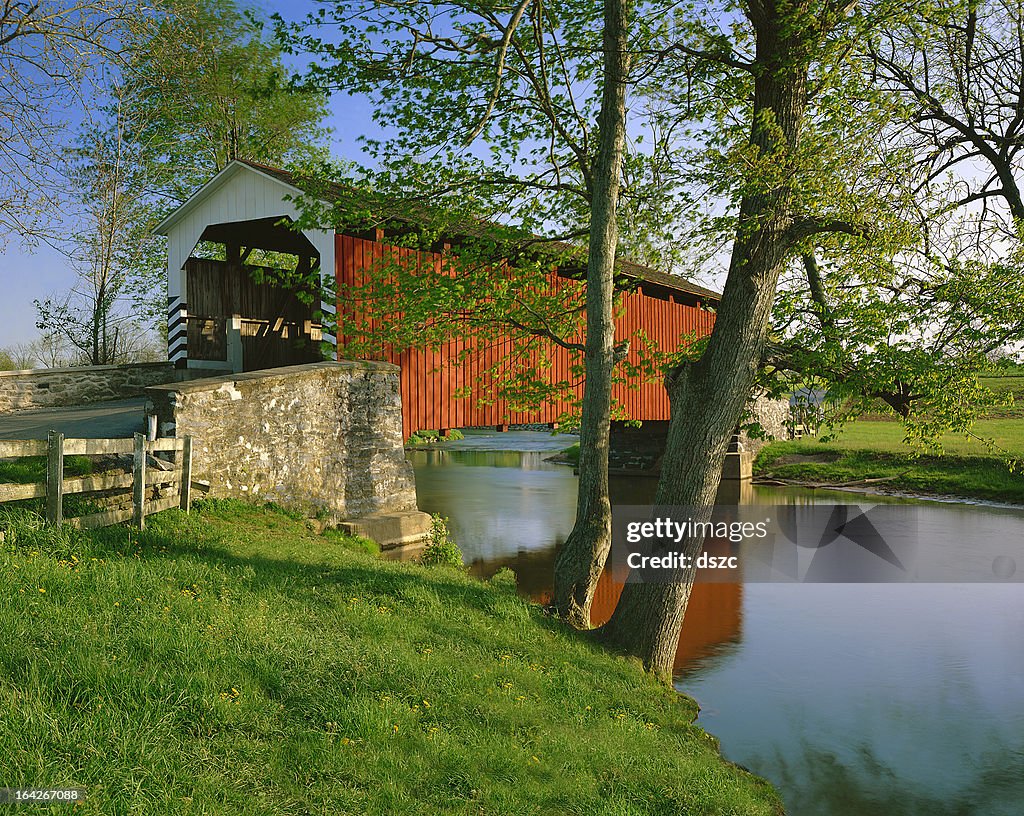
[488,567,518,592]
[419,514,463,568]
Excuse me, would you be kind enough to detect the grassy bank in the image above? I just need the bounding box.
[0,501,781,815]
[756,419,1024,504]
[547,442,580,466]
[406,428,466,446]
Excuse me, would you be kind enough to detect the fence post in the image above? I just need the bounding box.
[179,436,193,513]
[227,315,243,372]
[133,433,146,529]
[46,430,64,526]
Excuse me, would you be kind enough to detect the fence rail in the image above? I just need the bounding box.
[0,431,200,533]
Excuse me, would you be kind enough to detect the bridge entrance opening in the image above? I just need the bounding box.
[183,217,326,373]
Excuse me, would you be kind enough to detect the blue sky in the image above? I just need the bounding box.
[0,0,378,349]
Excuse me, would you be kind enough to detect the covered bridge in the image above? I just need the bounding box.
[154,160,719,438]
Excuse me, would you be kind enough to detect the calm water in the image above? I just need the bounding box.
[408,431,1024,816]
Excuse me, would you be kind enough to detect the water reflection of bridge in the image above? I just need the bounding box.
[591,568,743,673]
[468,551,742,675]
[414,440,749,675]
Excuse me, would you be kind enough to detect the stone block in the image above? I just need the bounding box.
[337,510,433,548]
[721,450,754,481]
[0,362,176,413]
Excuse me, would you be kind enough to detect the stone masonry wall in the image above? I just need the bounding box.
[743,393,791,455]
[0,362,177,413]
[146,362,420,520]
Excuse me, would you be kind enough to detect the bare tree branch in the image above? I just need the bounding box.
[464,0,534,144]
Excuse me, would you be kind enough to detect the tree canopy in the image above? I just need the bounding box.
[765,0,1024,449]
[279,0,1024,651]
[30,0,332,364]
[124,0,330,207]
[0,0,137,246]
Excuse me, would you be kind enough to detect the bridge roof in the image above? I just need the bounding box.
[168,159,720,304]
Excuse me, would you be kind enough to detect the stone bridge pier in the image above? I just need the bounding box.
[608,395,791,482]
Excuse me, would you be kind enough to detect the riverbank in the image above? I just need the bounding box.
[754,419,1024,505]
[0,501,781,815]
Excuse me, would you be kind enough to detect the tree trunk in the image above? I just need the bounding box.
[92,278,105,366]
[596,3,820,674]
[551,0,632,628]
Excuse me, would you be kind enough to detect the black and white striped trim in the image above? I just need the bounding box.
[167,296,188,362]
[320,299,337,346]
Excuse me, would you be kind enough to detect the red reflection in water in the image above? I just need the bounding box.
[531,560,743,674]
[592,566,743,673]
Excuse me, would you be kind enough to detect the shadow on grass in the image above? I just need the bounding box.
[91,509,595,648]
[3,502,611,668]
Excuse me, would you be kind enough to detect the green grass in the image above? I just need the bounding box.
[978,374,1024,418]
[556,443,581,466]
[0,456,105,519]
[856,371,1024,420]
[756,419,1024,504]
[0,455,93,484]
[812,418,1024,458]
[0,501,781,815]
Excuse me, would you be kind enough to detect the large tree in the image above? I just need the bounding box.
[594,0,1024,673]
[766,0,1024,447]
[552,0,633,626]
[595,0,903,673]
[281,0,666,626]
[283,0,1023,675]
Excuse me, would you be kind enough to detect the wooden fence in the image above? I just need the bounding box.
[0,431,195,532]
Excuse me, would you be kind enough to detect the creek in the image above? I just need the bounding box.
[409,431,1024,815]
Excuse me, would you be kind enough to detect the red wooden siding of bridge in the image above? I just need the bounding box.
[335,234,716,439]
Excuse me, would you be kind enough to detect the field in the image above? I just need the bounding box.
[756,418,1024,504]
[0,500,781,816]
[856,373,1024,422]
[977,373,1024,418]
